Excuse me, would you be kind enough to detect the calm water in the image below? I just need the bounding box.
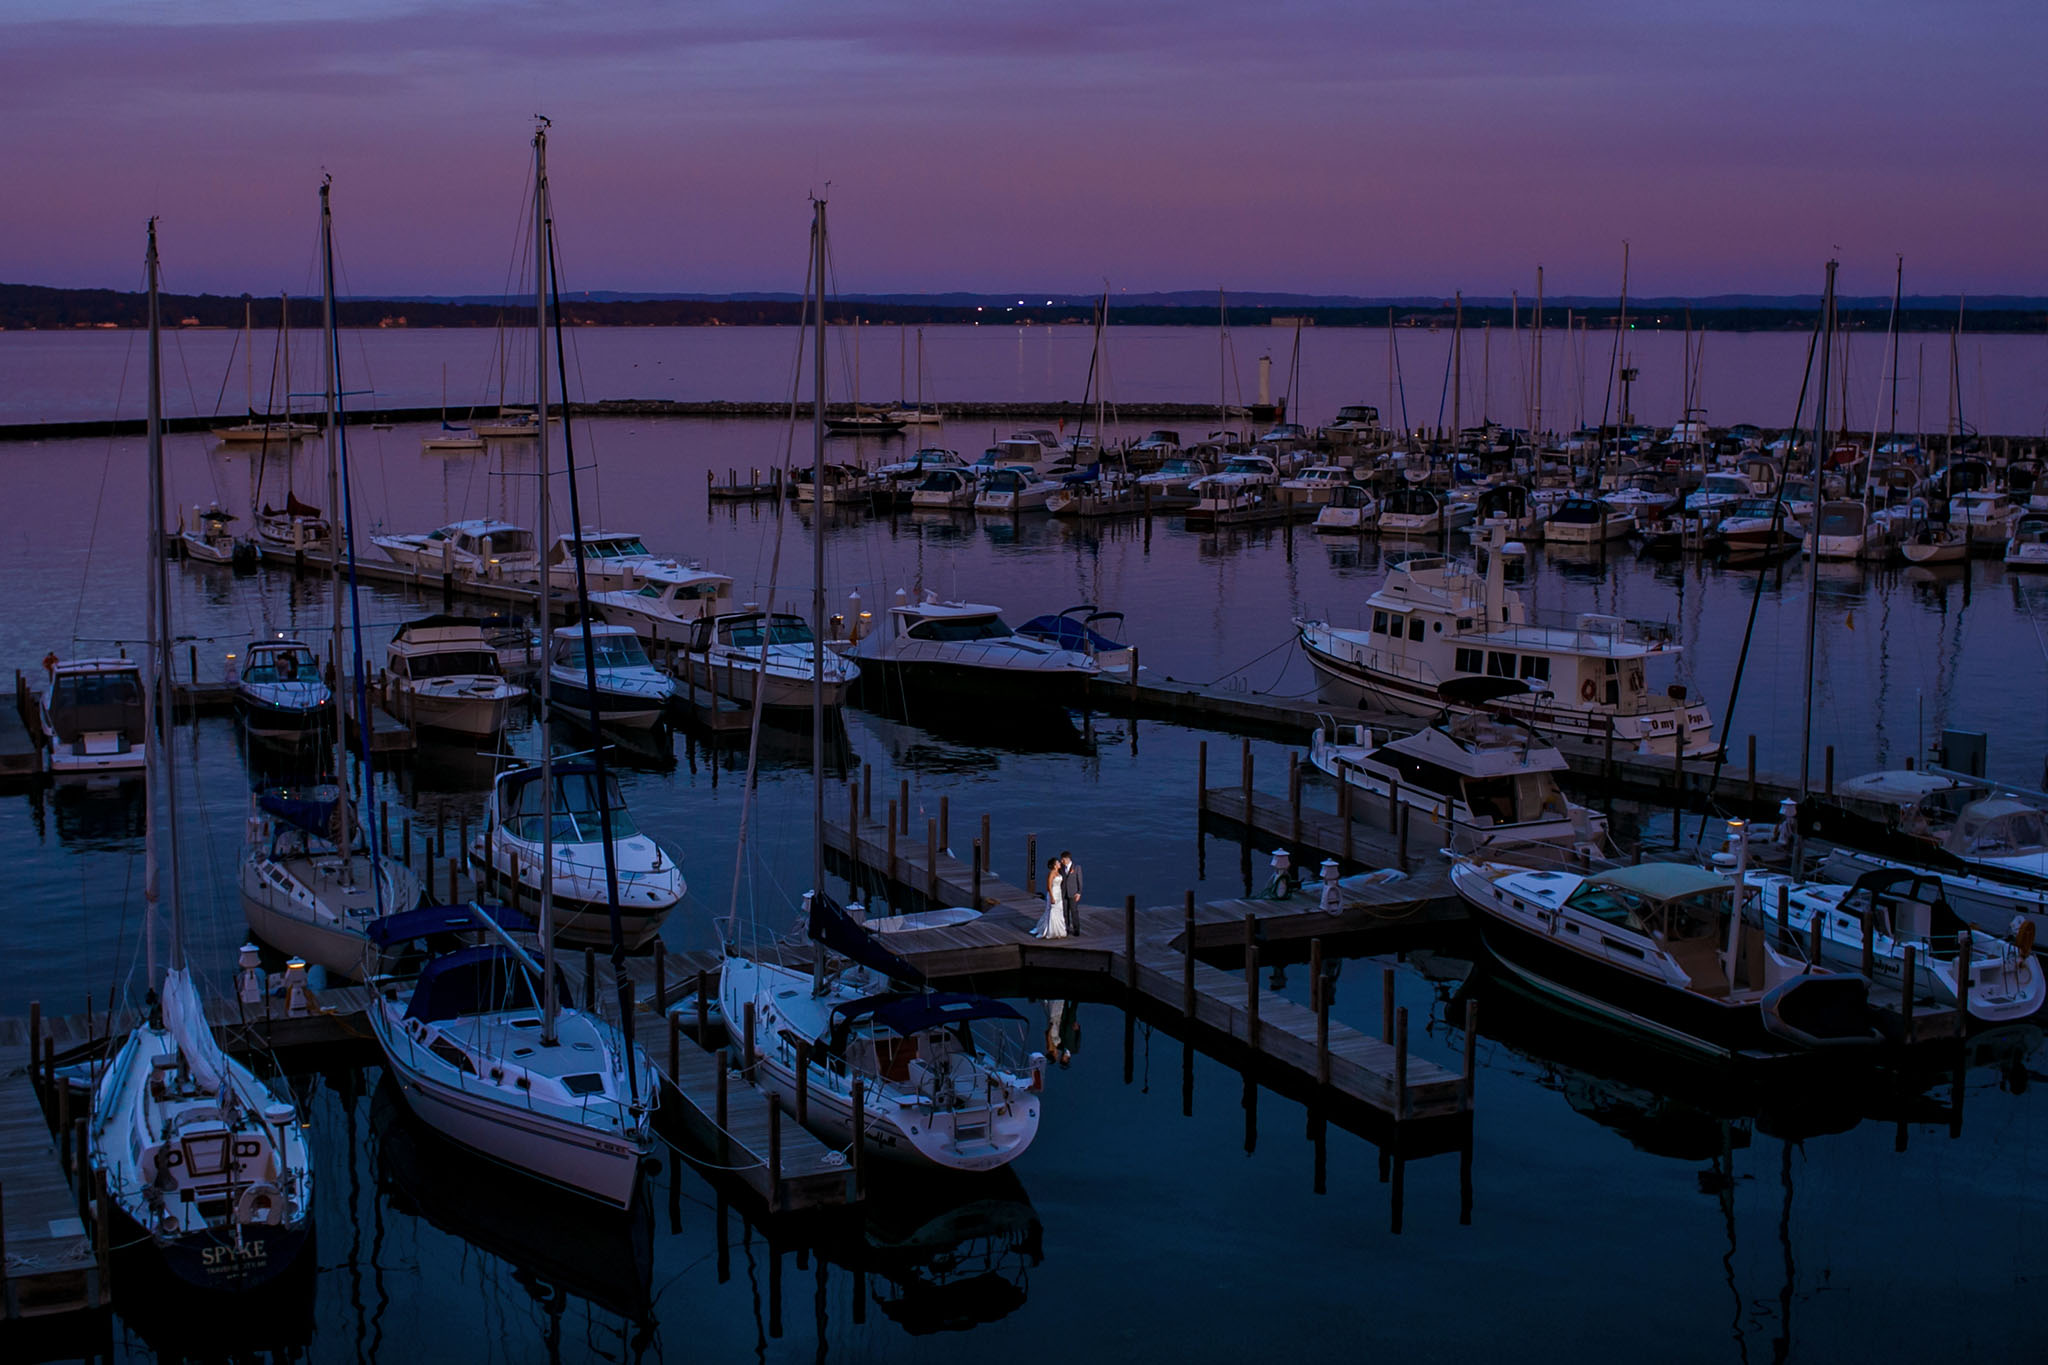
[7,323,2048,435]
[3,411,2046,1360]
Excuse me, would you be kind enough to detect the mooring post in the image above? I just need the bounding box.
[1810,910,1824,966]
[1381,965,1395,1042]
[1398,804,1411,872]
[980,814,991,874]
[1243,913,1260,1049]
[1240,737,1252,817]
[848,781,858,836]
[1957,932,1972,1019]
[715,1059,730,1160]
[767,1098,782,1214]
[1124,894,1137,988]
[851,1079,867,1200]
[939,795,949,853]
[1746,734,1758,805]
[972,840,983,909]
[862,767,871,820]
[1901,944,1919,1040]
[1825,744,1835,796]
[1462,998,1479,1111]
[653,952,667,1012]
[886,803,898,882]
[1128,645,1140,703]
[1197,739,1208,812]
[1603,714,1616,784]
[743,1000,757,1077]
[925,817,939,900]
[1182,891,1197,1019]
[57,1081,71,1172]
[697,969,710,1037]
[1288,752,1301,844]
[898,778,910,833]
[1028,834,1038,892]
[1393,1007,1410,1120]
[1311,938,1329,1086]
[1387,777,1400,835]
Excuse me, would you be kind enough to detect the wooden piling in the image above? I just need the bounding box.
[696,969,710,1037]
[448,857,459,905]
[1861,910,1876,979]
[1124,894,1137,988]
[668,1011,680,1080]
[1128,646,1140,703]
[1182,892,1196,1019]
[1393,1007,1410,1120]
[743,1000,757,1077]
[1311,938,1329,1085]
[886,804,898,882]
[847,781,858,836]
[56,1081,71,1172]
[767,1099,782,1213]
[1286,751,1301,844]
[1197,740,1208,810]
[861,767,871,820]
[939,795,949,853]
[980,814,991,873]
[1028,834,1038,892]
[925,817,939,900]
[1240,737,1252,814]
[1244,913,1260,1050]
[794,1041,809,1125]
[1957,932,1972,1018]
[1825,744,1835,796]
[972,840,983,909]
[1746,734,1758,805]
[1901,945,1918,1039]
[1461,999,1478,1111]
[715,1058,729,1159]
[1603,714,1616,783]
[898,778,909,833]
[1810,910,1823,965]
[653,952,667,1012]
[1381,966,1395,1042]
[1398,803,1411,871]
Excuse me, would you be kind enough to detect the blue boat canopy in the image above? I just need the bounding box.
[830,990,1023,1041]
[259,784,341,839]
[405,945,546,1024]
[809,894,926,986]
[368,903,535,947]
[1017,613,1124,655]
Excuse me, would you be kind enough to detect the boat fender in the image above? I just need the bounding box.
[1029,1052,1047,1092]
[1579,679,1597,702]
[235,1181,288,1226]
[2014,917,2036,960]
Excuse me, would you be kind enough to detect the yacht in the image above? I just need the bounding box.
[1818,794,2048,935]
[1950,487,2017,547]
[2005,511,2048,570]
[1295,539,1717,756]
[672,609,861,710]
[180,504,250,566]
[374,519,539,581]
[1046,466,1144,519]
[1808,500,1889,561]
[1182,453,1282,528]
[1128,428,1183,464]
[588,564,737,645]
[1451,858,1879,1058]
[1602,475,1678,523]
[1307,709,1608,851]
[1683,470,1757,517]
[793,462,878,506]
[848,590,1099,705]
[1314,482,1380,533]
[1377,485,1472,537]
[255,493,329,555]
[471,762,684,950]
[1328,404,1383,443]
[1134,453,1213,510]
[1472,484,1545,539]
[1016,605,1135,674]
[41,657,147,774]
[546,623,676,728]
[233,638,332,742]
[1544,495,1633,544]
[1713,498,1805,557]
[1278,465,1354,508]
[909,467,978,510]
[974,465,1061,514]
[542,529,691,593]
[383,615,528,736]
[241,783,423,979]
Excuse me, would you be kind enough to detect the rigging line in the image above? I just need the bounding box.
[73,289,143,650]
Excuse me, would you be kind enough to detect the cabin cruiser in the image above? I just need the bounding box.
[909,467,978,510]
[1950,488,2016,547]
[588,564,737,645]
[1818,794,2048,935]
[374,519,539,581]
[234,638,332,741]
[1451,859,1880,1058]
[1807,500,1889,561]
[972,439,1070,478]
[1314,482,1380,533]
[849,590,1099,705]
[1296,537,1717,756]
[1472,484,1544,539]
[534,529,688,592]
[41,657,147,774]
[1278,465,1354,508]
[975,465,1061,514]
[2006,511,2048,570]
[241,783,423,979]
[1713,498,1805,556]
[1328,404,1383,443]
[1016,605,1134,673]
[871,448,969,508]
[547,624,676,728]
[793,462,878,506]
[1128,429,1183,464]
[255,493,329,555]
[1182,454,1282,528]
[1308,707,1607,851]
[471,762,683,950]
[1377,485,1473,537]
[1683,471,1758,517]
[1134,454,1213,509]
[673,609,861,710]
[1737,867,2042,1024]
[1602,474,1678,522]
[1543,495,1633,544]
[1046,465,1144,518]
[1259,421,1312,454]
[383,615,528,736]
[180,504,251,566]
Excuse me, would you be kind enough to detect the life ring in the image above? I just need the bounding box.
[235,1181,287,1226]
[1579,679,1597,702]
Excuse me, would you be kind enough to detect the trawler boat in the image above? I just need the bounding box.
[180,504,250,566]
[1295,539,1717,756]
[848,590,1098,705]
[41,657,147,774]
[546,623,675,728]
[588,564,737,645]
[1544,495,1633,544]
[1451,859,1880,1058]
[471,762,684,950]
[2006,512,2048,570]
[1738,868,2042,1023]
[974,465,1061,514]
[722,896,1043,1171]
[909,467,978,510]
[1378,485,1471,537]
[374,519,538,581]
[672,610,860,710]
[255,493,329,555]
[1182,454,1282,528]
[542,529,691,592]
[1134,454,1213,509]
[1808,501,1889,561]
[234,638,332,741]
[366,905,656,1205]
[241,783,422,978]
[383,615,528,736]
[1314,482,1380,533]
[1308,707,1607,851]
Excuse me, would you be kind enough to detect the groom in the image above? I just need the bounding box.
[1060,851,1082,934]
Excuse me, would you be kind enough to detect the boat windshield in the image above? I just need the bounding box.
[51,670,143,712]
[503,770,640,842]
[586,538,648,558]
[906,615,1011,642]
[722,615,814,648]
[554,635,650,669]
[467,528,534,555]
[406,650,502,679]
[243,648,317,683]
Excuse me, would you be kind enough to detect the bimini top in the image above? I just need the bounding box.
[1588,862,1730,902]
[828,991,1024,1044]
[1944,799,2048,858]
[259,784,341,838]
[404,945,557,1024]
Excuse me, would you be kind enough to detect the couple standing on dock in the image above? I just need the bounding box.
[1030,851,1083,939]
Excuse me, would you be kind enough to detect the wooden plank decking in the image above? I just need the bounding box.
[653,1031,850,1213]
[0,1049,103,1320]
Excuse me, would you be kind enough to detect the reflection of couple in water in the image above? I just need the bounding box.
[1045,999,1080,1067]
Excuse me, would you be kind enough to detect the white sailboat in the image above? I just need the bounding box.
[90,218,316,1292]
[368,122,656,1208]
[721,198,1045,1173]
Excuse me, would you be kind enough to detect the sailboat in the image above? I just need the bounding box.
[721,198,1045,1173]
[88,218,316,1291]
[367,121,656,1208]
[242,185,422,979]
[883,326,944,425]
[422,362,486,451]
[213,296,319,444]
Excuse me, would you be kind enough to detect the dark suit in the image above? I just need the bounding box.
[1062,861,1082,933]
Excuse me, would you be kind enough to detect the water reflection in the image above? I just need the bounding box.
[48,774,145,848]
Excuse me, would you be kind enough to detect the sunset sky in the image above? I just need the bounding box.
[3,1,2041,300]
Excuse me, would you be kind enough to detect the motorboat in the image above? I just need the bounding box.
[1182,454,1282,528]
[1807,500,1889,561]
[233,638,332,742]
[1045,465,1144,519]
[1128,428,1183,464]
[41,657,147,775]
[878,446,970,481]
[721,896,1043,1171]
[588,564,737,645]
[366,904,657,1205]
[542,529,694,593]
[383,615,528,736]
[849,590,1099,705]
[1817,795,2048,935]
[240,783,423,979]
[1683,470,1757,517]
[180,504,251,566]
[1015,604,1134,674]
[1307,706,1608,851]
[1901,520,1969,565]
[1259,421,1312,453]
[1314,482,1380,533]
[1738,867,2043,1024]
[1377,485,1471,537]
[254,492,329,555]
[909,467,978,510]
[374,519,539,581]
[1133,454,1213,510]
[974,465,1060,514]
[470,762,684,951]
[546,623,676,728]
[1544,495,1634,544]
[1949,488,2016,547]
[1296,535,1717,756]
[1450,859,1881,1059]
[670,609,861,710]
[1602,475,1678,523]
[1278,465,1355,508]
[1327,404,1383,444]
[1713,498,1805,557]
[1472,483,1545,539]
[2005,511,2048,570]
[793,462,879,506]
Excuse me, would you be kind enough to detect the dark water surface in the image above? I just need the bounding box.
[3,414,2045,1361]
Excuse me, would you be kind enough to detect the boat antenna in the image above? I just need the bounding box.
[810,195,829,999]
[534,117,560,1048]
[544,127,640,1100]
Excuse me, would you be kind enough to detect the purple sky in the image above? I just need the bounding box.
[4,1,2042,299]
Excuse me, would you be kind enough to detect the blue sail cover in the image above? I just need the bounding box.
[809,894,927,986]
[259,784,342,838]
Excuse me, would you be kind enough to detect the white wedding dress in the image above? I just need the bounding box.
[1033,872,1068,938]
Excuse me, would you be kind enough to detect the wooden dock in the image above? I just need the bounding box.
[653,1028,851,1213]
[0,1047,104,1320]
[1,674,40,780]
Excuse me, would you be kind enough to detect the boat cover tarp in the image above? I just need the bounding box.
[162,966,229,1094]
[404,945,563,1024]
[809,894,926,986]
[367,902,534,947]
[259,784,342,839]
[1016,615,1124,654]
[1589,862,1729,901]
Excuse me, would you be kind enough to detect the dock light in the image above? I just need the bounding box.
[1269,848,1291,876]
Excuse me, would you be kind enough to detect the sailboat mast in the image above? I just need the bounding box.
[281,293,292,422]
[812,198,828,937]
[1451,291,1463,447]
[1797,262,1838,806]
[535,119,559,1042]
[1218,288,1227,436]
[143,219,177,977]
[1887,256,1903,445]
[320,193,355,885]
[244,300,254,417]
[1533,266,1544,441]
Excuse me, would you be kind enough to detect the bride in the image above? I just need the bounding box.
[1032,856,1068,938]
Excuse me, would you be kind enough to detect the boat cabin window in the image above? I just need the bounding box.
[554,634,650,669]
[722,615,814,649]
[587,538,648,559]
[1454,647,1483,673]
[1462,777,1520,825]
[243,648,316,684]
[1407,619,1425,643]
[1518,656,1550,682]
[405,650,502,680]
[906,615,1012,642]
[1373,610,1391,634]
[503,770,640,842]
[1486,651,1516,678]
[51,671,143,711]
[463,528,534,555]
